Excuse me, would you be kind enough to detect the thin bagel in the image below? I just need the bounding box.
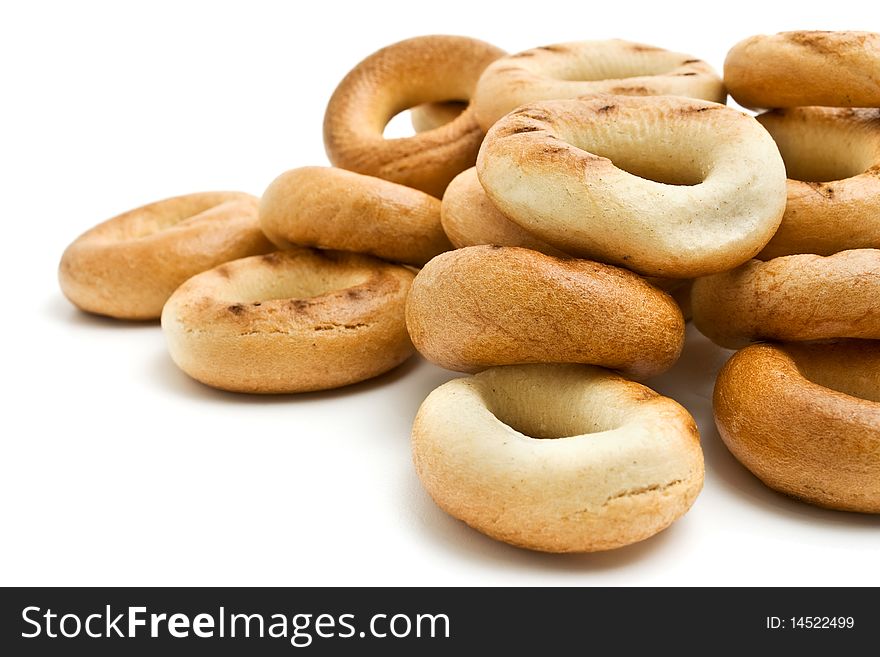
[477,95,786,278]
[691,249,880,349]
[259,167,452,267]
[714,341,880,513]
[323,35,505,198]
[59,192,273,320]
[161,249,415,393]
[412,363,704,552]
[756,108,880,259]
[405,246,685,379]
[411,101,466,133]
[724,31,880,109]
[472,39,725,131]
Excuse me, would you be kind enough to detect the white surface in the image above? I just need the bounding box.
[1,0,878,586]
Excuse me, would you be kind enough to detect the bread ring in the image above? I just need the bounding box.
[691,249,880,349]
[412,363,704,552]
[724,31,880,109]
[58,192,273,320]
[477,96,786,278]
[410,101,466,133]
[755,108,880,259]
[405,245,685,379]
[323,35,505,198]
[472,39,725,131]
[161,249,415,393]
[714,341,880,513]
[259,167,452,267]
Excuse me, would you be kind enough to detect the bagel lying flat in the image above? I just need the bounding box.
[477,95,786,278]
[413,363,704,552]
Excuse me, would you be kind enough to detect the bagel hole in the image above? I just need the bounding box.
[384,101,467,138]
[124,198,229,239]
[231,269,373,304]
[552,57,679,82]
[788,347,880,403]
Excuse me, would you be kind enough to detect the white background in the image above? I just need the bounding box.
[2,0,877,586]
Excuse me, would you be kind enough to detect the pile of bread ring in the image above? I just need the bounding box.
[59,30,880,554]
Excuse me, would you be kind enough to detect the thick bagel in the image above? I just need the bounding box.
[692,249,880,349]
[323,35,505,198]
[405,246,685,379]
[714,341,880,513]
[59,192,273,320]
[161,249,415,393]
[477,96,786,278]
[411,101,466,133]
[412,363,704,552]
[756,108,880,259]
[260,167,452,267]
[724,31,880,109]
[472,39,725,131]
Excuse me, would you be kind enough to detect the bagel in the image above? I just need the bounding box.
[259,167,452,267]
[477,95,786,278]
[161,249,415,393]
[691,249,880,349]
[472,39,725,131]
[411,101,466,133]
[724,31,880,109]
[323,35,505,198]
[58,192,273,320]
[412,363,704,552]
[405,245,685,379]
[755,108,880,259]
[714,341,880,513]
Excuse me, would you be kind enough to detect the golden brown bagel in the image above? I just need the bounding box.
[161,249,415,393]
[413,363,704,552]
[714,341,880,513]
[756,108,880,259]
[477,96,786,278]
[405,246,685,379]
[323,35,505,198]
[472,39,725,132]
[410,101,466,133]
[59,192,273,320]
[692,249,880,349]
[724,31,880,109]
[259,167,452,267]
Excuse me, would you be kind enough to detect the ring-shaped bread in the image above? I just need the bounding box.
[477,95,786,278]
[161,249,415,393]
[412,363,705,552]
[323,35,505,198]
[59,192,273,320]
[405,245,685,379]
[714,341,880,513]
[473,39,725,131]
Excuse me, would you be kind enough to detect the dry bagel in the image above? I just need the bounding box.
[724,31,880,109]
[477,95,786,278]
[472,39,725,131]
[691,249,880,349]
[714,341,880,513]
[405,245,685,379]
[260,167,452,267]
[410,101,467,133]
[323,35,505,198]
[58,192,273,320]
[412,363,704,552]
[161,249,415,393]
[756,107,880,259]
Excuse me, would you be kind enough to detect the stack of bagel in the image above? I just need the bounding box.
[58,31,879,556]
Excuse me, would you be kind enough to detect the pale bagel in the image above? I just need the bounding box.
[259,167,452,267]
[477,95,787,278]
[411,101,466,133]
[161,249,415,393]
[323,35,505,198]
[756,107,880,259]
[59,192,273,320]
[405,246,685,379]
[472,39,725,131]
[725,31,880,109]
[714,341,880,513]
[412,363,704,552]
[692,249,880,349]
